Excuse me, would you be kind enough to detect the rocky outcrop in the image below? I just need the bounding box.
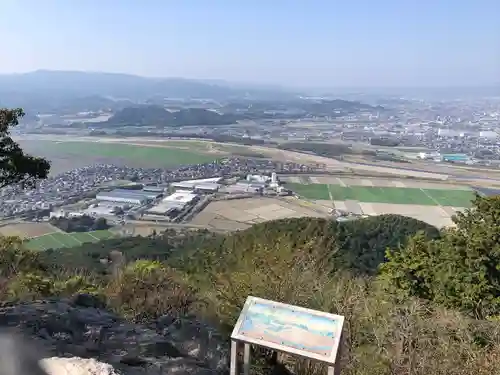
[41,357,121,375]
[0,295,228,375]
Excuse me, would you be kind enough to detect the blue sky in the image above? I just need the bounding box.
[0,0,498,88]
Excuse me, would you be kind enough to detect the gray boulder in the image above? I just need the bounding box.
[0,297,229,375]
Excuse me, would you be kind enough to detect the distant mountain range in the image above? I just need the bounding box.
[0,70,301,115]
[0,70,394,120]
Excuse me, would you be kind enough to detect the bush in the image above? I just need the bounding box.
[7,272,54,300]
[380,194,500,319]
[106,260,196,322]
[53,275,103,297]
[0,237,45,277]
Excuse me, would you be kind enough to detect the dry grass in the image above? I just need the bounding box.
[194,236,500,375]
[0,222,59,239]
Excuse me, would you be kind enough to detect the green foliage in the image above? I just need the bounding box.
[0,108,51,188]
[205,236,336,333]
[176,215,439,278]
[49,215,110,233]
[336,214,440,274]
[379,233,438,300]
[39,215,438,279]
[7,272,54,300]
[0,237,46,277]
[38,229,216,273]
[53,275,102,296]
[380,194,500,318]
[5,270,102,301]
[106,259,196,322]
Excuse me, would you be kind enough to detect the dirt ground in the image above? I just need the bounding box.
[358,202,462,228]
[0,222,60,239]
[189,197,326,230]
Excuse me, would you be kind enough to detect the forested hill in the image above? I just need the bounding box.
[39,214,440,276]
[99,105,240,127]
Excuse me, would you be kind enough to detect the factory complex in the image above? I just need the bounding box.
[83,173,287,223]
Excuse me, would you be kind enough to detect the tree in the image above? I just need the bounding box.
[0,108,51,188]
[380,194,500,319]
[92,217,109,230]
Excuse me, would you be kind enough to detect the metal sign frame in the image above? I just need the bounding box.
[230,296,344,375]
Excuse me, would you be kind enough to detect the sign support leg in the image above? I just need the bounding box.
[243,343,251,375]
[230,340,238,375]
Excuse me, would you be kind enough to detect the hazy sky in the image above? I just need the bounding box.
[1,0,498,88]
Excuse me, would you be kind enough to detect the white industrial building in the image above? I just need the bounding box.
[479,131,498,139]
[220,182,262,194]
[49,210,68,218]
[147,192,198,215]
[437,129,464,138]
[269,172,279,188]
[194,183,220,193]
[183,177,222,184]
[170,178,220,193]
[246,174,270,183]
[142,185,166,193]
[96,189,150,205]
[164,192,198,204]
[417,152,441,160]
[85,205,116,217]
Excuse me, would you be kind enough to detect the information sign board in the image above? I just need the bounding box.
[231,296,344,365]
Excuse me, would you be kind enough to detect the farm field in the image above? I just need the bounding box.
[0,222,60,238]
[25,230,115,251]
[190,197,326,231]
[285,182,475,207]
[18,140,222,174]
[46,141,218,166]
[286,183,332,200]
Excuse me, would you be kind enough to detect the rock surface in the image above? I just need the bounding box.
[41,357,120,375]
[0,296,228,375]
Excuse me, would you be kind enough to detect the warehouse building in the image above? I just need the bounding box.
[170,181,197,191]
[220,182,262,194]
[139,190,163,199]
[194,183,220,193]
[442,154,469,163]
[142,186,166,193]
[96,189,151,205]
[147,192,199,215]
[479,131,498,139]
[184,177,223,184]
[163,192,198,206]
[246,174,270,183]
[170,179,220,193]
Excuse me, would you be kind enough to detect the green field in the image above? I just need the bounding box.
[50,141,219,166]
[19,140,221,174]
[288,183,331,200]
[25,230,115,251]
[286,183,475,207]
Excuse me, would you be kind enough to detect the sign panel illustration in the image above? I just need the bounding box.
[231,296,344,364]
